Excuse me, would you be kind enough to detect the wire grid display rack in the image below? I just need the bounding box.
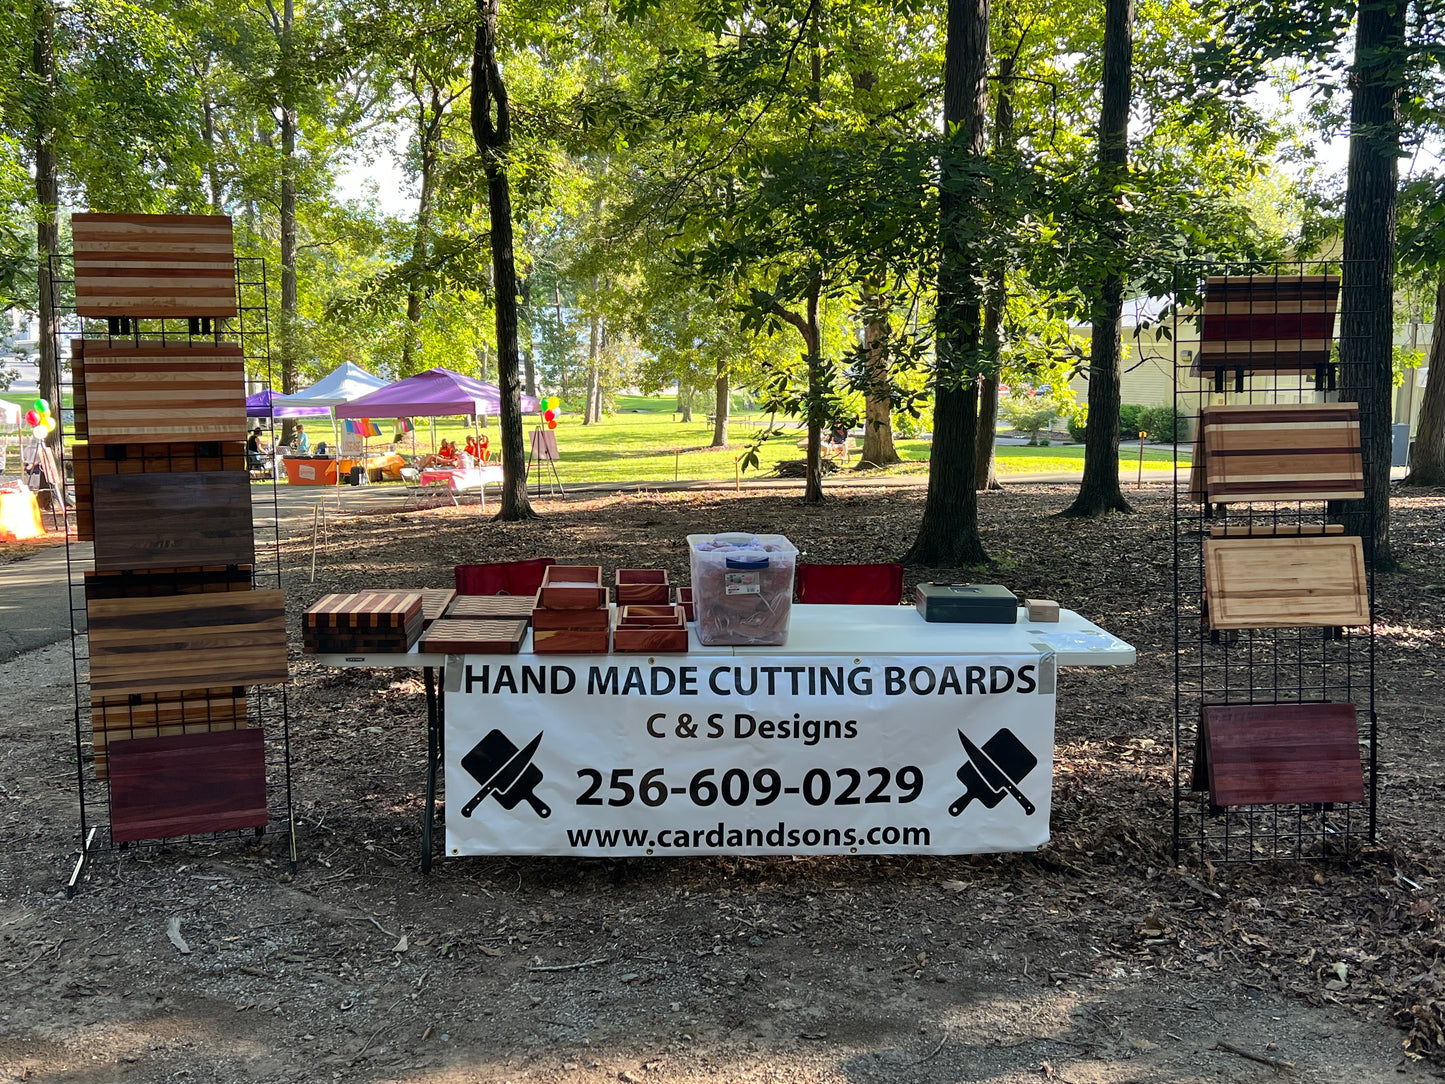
[1171,258,1378,863]
[49,254,295,894]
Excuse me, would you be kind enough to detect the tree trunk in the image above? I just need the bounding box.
[1063,0,1133,517]
[859,287,901,468]
[583,311,599,425]
[1402,278,1445,485]
[1336,0,1405,567]
[975,53,1015,492]
[711,358,729,447]
[31,0,60,457]
[201,76,224,213]
[401,86,442,375]
[278,0,298,403]
[472,0,534,519]
[678,378,693,422]
[905,0,990,566]
[519,277,537,397]
[803,288,825,504]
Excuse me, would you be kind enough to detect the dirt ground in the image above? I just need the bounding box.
[2,481,1444,1083]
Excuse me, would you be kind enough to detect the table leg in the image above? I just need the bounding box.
[422,665,440,874]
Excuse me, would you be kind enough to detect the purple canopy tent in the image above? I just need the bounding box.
[333,367,540,419]
[245,388,329,419]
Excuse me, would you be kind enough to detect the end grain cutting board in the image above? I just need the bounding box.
[1202,535,1368,630]
[87,589,288,696]
[71,213,237,319]
[419,618,528,654]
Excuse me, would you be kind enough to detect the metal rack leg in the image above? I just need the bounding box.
[422,666,440,874]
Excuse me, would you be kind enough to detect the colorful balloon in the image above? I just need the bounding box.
[547,419,557,430]
[543,409,556,422]
[33,398,47,412]
[25,409,39,426]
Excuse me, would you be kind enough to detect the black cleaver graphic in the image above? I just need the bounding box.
[949,728,1037,816]
[459,730,552,818]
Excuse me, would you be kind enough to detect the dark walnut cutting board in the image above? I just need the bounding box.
[91,471,254,572]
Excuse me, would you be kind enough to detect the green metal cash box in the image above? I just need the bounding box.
[913,582,1019,624]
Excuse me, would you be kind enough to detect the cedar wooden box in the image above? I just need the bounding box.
[615,569,670,606]
[538,565,606,610]
[614,604,689,653]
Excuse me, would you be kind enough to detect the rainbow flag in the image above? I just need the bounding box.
[344,418,382,438]
[394,417,414,437]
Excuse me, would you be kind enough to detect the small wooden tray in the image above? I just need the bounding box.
[420,618,527,654]
[445,595,534,621]
[538,565,606,610]
[616,569,670,605]
[532,628,610,654]
[618,604,686,627]
[613,627,689,653]
[1202,535,1368,630]
[1200,703,1364,806]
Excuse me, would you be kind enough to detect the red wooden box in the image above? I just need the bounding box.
[616,569,670,606]
[532,627,610,654]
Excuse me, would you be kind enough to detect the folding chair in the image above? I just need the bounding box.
[454,557,557,596]
[794,562,905,605]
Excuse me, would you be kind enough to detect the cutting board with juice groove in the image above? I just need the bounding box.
[1202,535,1368,630]
[87,588,288,696]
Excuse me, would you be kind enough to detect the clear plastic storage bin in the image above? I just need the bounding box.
[687,533,799,646]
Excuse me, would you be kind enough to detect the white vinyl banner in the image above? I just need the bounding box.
[444,653,1056,857]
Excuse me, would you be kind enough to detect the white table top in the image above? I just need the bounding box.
[312,605,1134,669]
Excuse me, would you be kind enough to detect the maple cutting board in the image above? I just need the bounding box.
[87,588,288,696]
[108,728,266,843]
[1202,403,1362,503]
[91,686,248,780]
[444,594,534,622]
[71,213,237,319]
[1202,535,1368,629]
[420,618,528,654]
[1200,703,1364,807]
[80,342,245,444]
[91,471,254,572]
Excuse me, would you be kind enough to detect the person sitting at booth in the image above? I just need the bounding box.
[292,423,312,455]
[419,439,460,470]
[246,427,268,470]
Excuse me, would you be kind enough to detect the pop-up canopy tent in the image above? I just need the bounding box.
[245,388,329,419]
[334,367,540,419]
[274,361,390,411]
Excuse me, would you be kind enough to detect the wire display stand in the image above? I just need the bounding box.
[50,253,295,895]
[1172,258,1378,863]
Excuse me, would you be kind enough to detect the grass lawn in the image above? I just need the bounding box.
[353,394,1187,487]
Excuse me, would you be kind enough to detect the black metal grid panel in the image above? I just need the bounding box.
[1171,258,1378,863]
[48,252,295,891]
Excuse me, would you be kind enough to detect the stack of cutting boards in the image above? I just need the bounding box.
[70,214,287,843]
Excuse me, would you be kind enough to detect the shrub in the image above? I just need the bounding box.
[1000,396,1061,445]
[1118,403,1146,439]
[1138,404,1183,443]
[1067,414,1087,443]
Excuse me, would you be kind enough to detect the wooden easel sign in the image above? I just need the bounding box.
[527,427,564,496]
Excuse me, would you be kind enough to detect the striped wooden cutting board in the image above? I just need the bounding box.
[72,440,247,541]
[91,471,255,572]
[91,686,249,781]
[87,588,288,696]
[1201,402,1362,503]
[304,591,425,629]
[1202,535,1368,630]
[72,213,237,319]
[1191,274,1340,375]
[80,342,244,444]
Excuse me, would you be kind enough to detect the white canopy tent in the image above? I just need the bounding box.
[274,361,390,411]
